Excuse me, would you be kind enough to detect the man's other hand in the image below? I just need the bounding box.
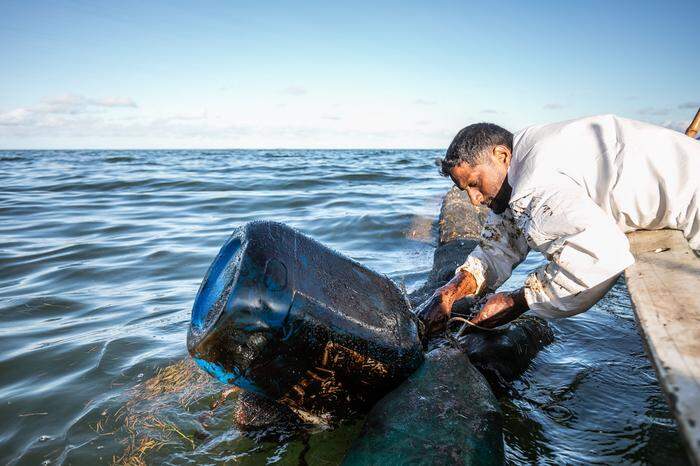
[470,289,528,329]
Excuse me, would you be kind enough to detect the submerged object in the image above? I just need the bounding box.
[458,315,554,393]
[343,346,503,466]
[233,390,301,435]
[187,221,424,418]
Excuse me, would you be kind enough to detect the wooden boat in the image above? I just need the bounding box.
[624,108,700,465]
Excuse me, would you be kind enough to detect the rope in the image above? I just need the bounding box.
[448,316,501,337]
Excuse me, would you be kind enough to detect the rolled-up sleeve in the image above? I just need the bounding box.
[456,208,530,296]
[518,185,635,318]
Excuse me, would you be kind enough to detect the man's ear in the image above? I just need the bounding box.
[491,145,511,166]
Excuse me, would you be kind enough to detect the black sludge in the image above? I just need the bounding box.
[233,391,302,437]
[457,316,555,393]
[343,346,503,466]
[187,220,424,419]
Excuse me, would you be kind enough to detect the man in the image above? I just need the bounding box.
[419,114,700,334]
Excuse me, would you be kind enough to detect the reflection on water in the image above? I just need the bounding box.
[0,150,688,465]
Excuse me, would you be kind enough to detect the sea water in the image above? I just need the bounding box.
[0,150,688,465]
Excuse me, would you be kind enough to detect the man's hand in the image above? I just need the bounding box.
[470,288,528,329]
[417,270,477,336]
[415,291,452,336]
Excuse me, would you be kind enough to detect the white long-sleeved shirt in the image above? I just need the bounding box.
[457,114,700,318]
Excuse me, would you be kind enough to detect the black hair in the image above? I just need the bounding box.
[439,123,513,176]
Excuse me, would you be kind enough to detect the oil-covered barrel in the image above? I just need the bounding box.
[187,221,424,418]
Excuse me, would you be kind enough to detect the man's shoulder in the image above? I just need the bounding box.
[514,114,623,151]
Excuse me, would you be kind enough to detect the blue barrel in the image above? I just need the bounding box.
[187,221,424,417]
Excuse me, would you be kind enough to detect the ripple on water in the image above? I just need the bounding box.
[0,150,689,465]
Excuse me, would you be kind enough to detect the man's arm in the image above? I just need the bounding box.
[466,183,636,328]
[512,184,633,319]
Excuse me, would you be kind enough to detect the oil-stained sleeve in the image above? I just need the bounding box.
[455,208,530,296]
[517,185,635,318]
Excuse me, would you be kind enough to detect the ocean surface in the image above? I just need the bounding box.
[0,149,689,465]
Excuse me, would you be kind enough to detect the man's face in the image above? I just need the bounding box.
[448,146,512,214]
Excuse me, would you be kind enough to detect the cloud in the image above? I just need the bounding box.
[92,97,137,108]
[679,101,700,109]
[0,108,35,126]
[0,107,244,141]
[0,93,140,134]
[49,94,137,110]
[155,110,208,123]
[638,107,670,116]
[0,94,451,148]
[34,93,138,115]
[0,93,139,128]
[280,86,307,96]
[659,120,689,132]
[542,103,564,110]
[413,99,436,106]
[39,95,91,114]
[0,106,454,148]
[480,109,499,114]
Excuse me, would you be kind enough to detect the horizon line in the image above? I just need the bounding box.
[0,147,448,151]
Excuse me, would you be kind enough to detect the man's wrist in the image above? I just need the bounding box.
[440,271,477,305]
[437,286,457,306]
[454,270,477,296]
[509,288,528,312]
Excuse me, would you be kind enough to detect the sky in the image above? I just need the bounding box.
[1,0,698,149]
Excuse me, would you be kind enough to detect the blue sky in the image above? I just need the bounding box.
[1,0,698,149]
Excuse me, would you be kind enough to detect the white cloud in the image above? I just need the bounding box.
[543,103,564,110]
[679,101,699,109]
[480,109,499,114]
[0,93,139,130]
[659,119,690,132]
[0,109,452,148]
[36,93,138,114]
[413,98,436,106]
[92,96,138,108]
[280,86,307,96]
[155,110,208,123]
[638,107,670,116]
[0,108,35,126]
[0,92,455,148]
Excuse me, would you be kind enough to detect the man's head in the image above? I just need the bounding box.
[440,123,513,214]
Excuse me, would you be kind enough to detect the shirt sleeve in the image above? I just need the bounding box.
[455,208,530,296]
[516,185,635,318]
